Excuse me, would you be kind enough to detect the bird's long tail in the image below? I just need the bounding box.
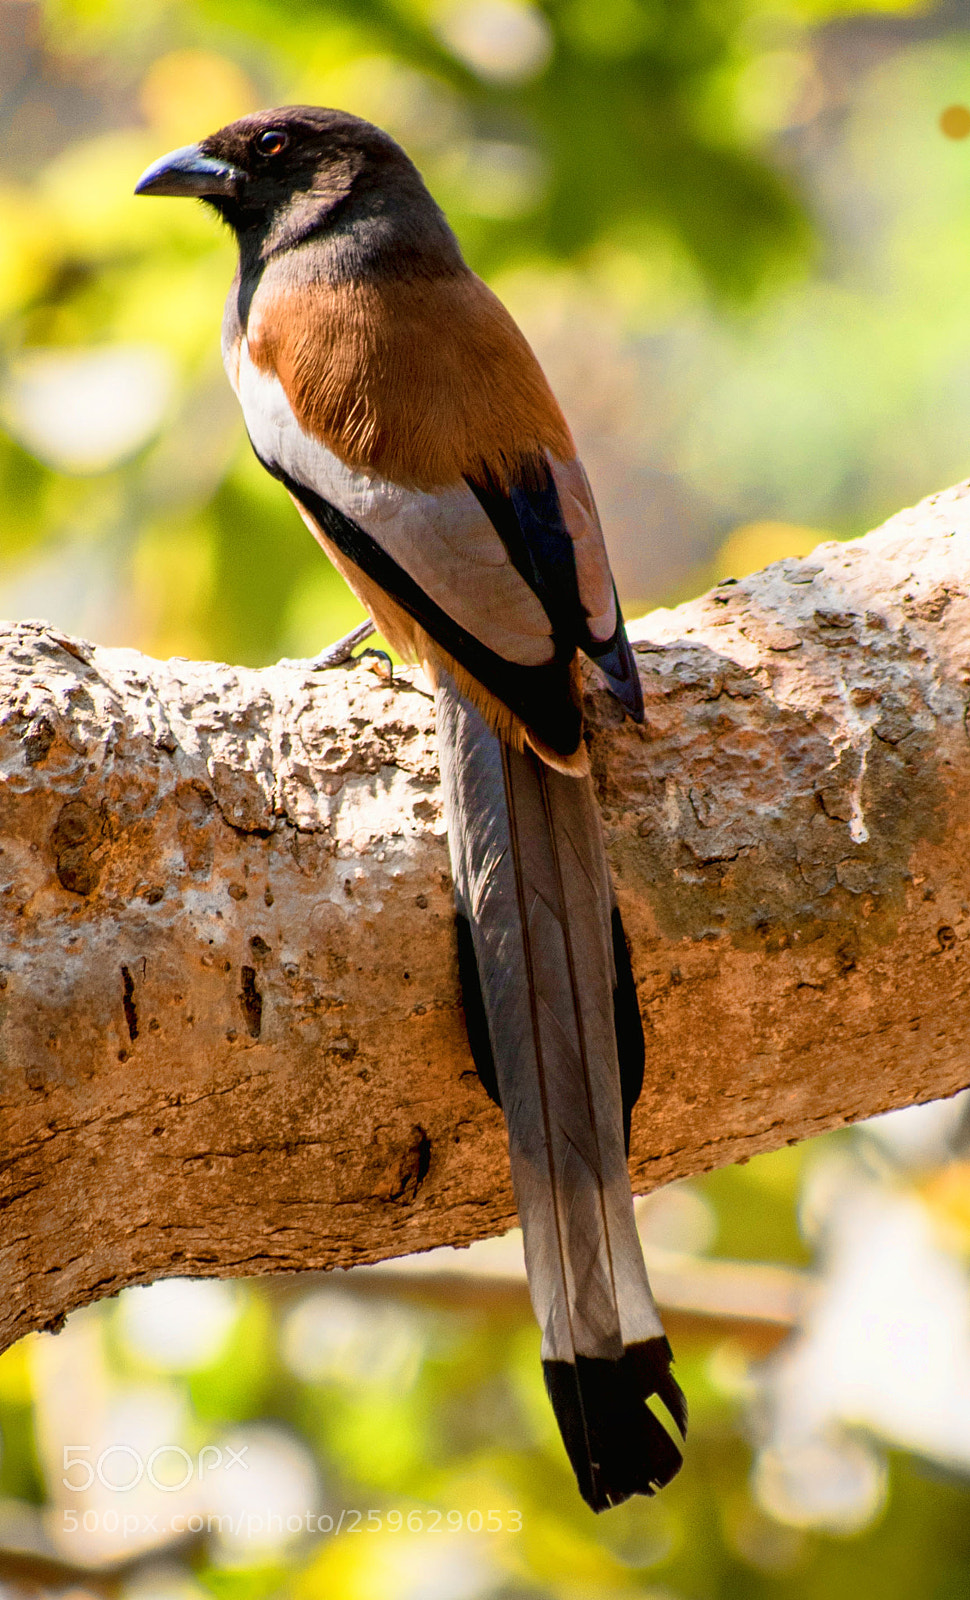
[435,674,686,1512]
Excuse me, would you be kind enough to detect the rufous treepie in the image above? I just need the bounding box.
[136,106,686,1511]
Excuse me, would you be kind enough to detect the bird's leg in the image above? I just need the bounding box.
[276,622,397,686]
[274,619,376,671]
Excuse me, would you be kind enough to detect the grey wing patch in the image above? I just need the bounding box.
[357,475,555,665]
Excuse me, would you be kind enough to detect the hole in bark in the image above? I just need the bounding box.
[414,1128,431,1188]
[389,1126,432,1202]
[239,966,263,1038]
[120,966,138,1041]
[23,715,55,766]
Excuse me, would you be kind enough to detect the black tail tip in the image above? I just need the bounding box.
[543,1337,687,1513]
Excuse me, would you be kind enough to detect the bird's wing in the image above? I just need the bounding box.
[466,455,644,721]
[236,339,553,665]
[235,339,589,759]
[229,266,641,752]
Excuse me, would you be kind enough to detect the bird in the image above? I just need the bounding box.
[135,106,686,1511]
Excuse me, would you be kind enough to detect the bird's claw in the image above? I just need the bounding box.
[358,647,394,685]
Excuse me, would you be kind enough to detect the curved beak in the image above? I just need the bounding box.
[135,143,242,199]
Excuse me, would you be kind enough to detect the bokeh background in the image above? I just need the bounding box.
[3,0,970,1595]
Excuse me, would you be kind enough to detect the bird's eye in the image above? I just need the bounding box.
[255,129,288,158]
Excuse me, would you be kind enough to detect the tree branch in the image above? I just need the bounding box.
[3,481,970,1353]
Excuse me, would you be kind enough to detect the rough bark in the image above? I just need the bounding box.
[3,481,970,1354]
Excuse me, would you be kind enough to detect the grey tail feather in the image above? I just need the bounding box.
[436,673,685,1512]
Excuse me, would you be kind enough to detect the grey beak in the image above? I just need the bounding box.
[135,143,242,199]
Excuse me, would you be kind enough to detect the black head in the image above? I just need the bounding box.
[135,106,457,269]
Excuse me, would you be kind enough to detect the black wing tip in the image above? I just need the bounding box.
[543,1337,687,1513]
[588,631,645,724]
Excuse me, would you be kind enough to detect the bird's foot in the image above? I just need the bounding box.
[275,621,395,684]
[356,646,394,685]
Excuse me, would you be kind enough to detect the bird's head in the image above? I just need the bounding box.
[135,106,456,270]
